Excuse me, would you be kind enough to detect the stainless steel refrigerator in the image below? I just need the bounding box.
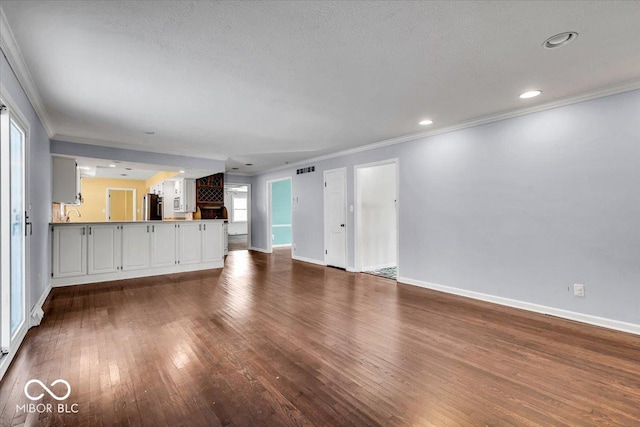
[143,193,163,220]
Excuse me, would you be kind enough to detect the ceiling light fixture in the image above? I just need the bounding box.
[419,119,433,126]
[232,167,239,170]
[109,164,116,168]
[519,90,542,99]
[144,131,155,135]
[543,32,578,49]
[245,163,253,166]
[179,170,185,173]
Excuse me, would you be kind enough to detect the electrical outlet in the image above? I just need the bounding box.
[574,284,585,297]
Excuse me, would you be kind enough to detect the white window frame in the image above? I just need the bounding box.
[231,194,247,223]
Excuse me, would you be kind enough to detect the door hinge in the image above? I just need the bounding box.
[325,250,327,254]
[324,182,326,187]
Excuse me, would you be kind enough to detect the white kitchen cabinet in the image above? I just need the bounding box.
[150,223,177,267]
[52,156,81,204]
[178,223,202,265]
[52,225,87,278]
[202,221,223,262]
[88,224,122,275]
[122,223,150,270]
[150,183,163,196]
[174,178,196,213]
[51,220,225,287]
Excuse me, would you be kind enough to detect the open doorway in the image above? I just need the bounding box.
[355,160,398,280]
[266,177,292,253]
[107,188,136,221]
[225,183,251,251]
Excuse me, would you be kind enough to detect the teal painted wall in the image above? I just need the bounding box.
[271,179,292,245]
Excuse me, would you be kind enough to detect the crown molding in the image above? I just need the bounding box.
[0,6,55,137]
[256,80,640,176]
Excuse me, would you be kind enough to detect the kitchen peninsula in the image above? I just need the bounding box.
[50,219,225,287]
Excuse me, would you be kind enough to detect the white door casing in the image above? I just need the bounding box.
[324,168,347,268]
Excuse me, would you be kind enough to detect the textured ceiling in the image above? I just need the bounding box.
[2,1,640,173]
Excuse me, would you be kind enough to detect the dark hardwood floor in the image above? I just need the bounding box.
[1,249,640,426]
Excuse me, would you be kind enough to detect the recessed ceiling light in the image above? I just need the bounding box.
[120,174,128,176]
[113,161,122,163]
[125,167,132,171]
[179,170,185,173]
[419,119,433,126]
[245,163,253,166]
[543,32,578,49]
[519,90,542,99]
[109,164,116,168]
[144,131,155,135]
[232,167,239,170]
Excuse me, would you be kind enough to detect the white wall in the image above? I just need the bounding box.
[356,163,396,270]
[251,89,640,328]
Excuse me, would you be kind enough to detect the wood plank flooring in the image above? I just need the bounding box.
[1,248,640,426]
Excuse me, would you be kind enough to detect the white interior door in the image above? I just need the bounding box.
[324,168,347,268]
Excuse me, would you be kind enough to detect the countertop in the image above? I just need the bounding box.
[50,219,227,226]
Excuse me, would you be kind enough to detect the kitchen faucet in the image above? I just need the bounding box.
[66,209,81,223]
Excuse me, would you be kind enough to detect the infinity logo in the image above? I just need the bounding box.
[24,379,71,401]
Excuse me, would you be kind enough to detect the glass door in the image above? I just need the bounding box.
[1,101,28,354]
[9,119,26,337]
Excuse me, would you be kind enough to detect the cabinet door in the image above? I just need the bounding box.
[52,156,79,204]
[150,223,177,267]
[122,224,150,270]
[178,223,202,265]
[185,179,196,212]
[202,222,223,262]
[52,225,87,278]
[88,225,121,275]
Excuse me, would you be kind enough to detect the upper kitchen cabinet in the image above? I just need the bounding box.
[52,156,81,204]
[174,178,196,212]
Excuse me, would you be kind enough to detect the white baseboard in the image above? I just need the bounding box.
[397,276,640,336]
[249,246,271,254]
[292,255,326,266]
[362,263,396,271]
[30,283,52,327]
[272,244,292,248]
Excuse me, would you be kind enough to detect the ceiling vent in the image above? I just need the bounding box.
[296,166,315,175]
